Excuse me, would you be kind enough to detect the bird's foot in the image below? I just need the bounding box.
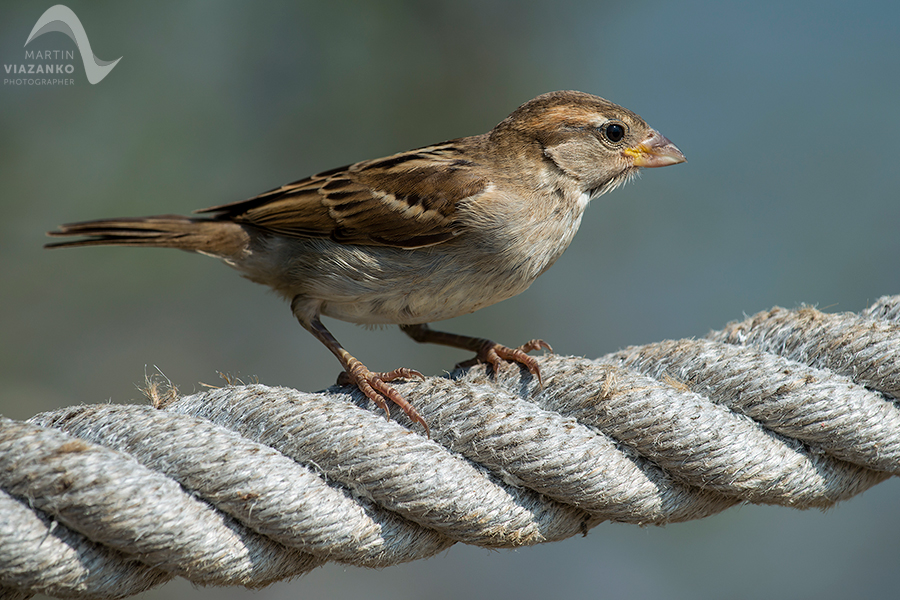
[337,363,429,435]
[456,338,552,385]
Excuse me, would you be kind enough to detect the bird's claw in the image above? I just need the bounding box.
[456,338,552,386]
[337,365,430,436]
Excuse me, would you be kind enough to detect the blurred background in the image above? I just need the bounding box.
[2,1,899,598]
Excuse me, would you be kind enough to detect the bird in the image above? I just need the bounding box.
[47,90,686,435]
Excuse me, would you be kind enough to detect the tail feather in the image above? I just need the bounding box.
[46,215,250,259]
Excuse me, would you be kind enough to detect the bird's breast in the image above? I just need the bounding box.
[233,189,589,325]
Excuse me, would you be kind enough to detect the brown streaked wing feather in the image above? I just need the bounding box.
[197,144,488,248]
[195,169,345,238]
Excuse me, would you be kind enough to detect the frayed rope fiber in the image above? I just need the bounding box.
[3,295,900,599]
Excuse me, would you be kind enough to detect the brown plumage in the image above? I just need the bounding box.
[199,143,487,248]
[47,91,685,434]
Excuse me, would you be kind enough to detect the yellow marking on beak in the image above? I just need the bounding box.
[624,130,686,168]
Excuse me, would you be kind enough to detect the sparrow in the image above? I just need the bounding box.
[47,90,685,435]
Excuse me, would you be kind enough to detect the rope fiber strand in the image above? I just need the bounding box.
[3,295,900,599]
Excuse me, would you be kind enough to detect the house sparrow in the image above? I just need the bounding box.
[47,90,685,434]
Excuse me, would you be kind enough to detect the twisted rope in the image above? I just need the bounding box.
[3,295,900,599]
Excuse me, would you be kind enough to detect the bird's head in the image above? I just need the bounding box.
[491,90,686,198]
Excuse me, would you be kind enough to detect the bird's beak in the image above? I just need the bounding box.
[623,130,686,168]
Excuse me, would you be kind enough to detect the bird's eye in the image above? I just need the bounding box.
[603,122,626,143]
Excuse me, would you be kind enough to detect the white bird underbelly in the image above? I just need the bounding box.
[235,200,586,325]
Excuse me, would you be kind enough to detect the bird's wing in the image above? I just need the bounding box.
[197,141,489,249]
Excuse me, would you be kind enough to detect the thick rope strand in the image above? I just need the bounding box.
[707,302,900,396]
[0,420,320,588]
[30,405,454,568]
[607,338,900,473]
[2,296,899,599]
[0,489,171,599]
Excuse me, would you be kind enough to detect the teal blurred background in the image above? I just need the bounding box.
[2,1,899,598]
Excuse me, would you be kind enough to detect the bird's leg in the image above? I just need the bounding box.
[292,297,428,434]
[400,323,551,385]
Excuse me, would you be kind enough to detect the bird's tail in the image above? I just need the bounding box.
[45,215,250,259]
